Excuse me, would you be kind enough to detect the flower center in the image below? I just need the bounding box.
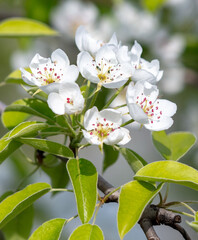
[89,119,118,142]
[136,93,163,124]
[34,63,63,86]
[66,97,74,105]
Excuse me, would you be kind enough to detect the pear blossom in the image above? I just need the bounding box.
[51,0,98,39]
[117,41,163,84]
[82,107,131,147]
[126,81,177,131]
[47,83,84,115]
[20,49,79,94]
[75,25,119,56]
[77,45,133,89]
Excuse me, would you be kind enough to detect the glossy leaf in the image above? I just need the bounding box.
[2,98,55,129]
[135,161,198,191]
[187,221,198,232]
[0,132,22,163]
[8,121,48,140]
[0,18,58,37]
[67,158,97,223]
[152,131,196,161]
[2,205,34,240]
[120,148,147,173]
[0,183,51,228]
[102,144,119,173]
[118,180,163,239]
[69,224,104,240]
[18,138,74,159]
[28,218,66,240]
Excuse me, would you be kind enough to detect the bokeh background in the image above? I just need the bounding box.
[0,0,198,239]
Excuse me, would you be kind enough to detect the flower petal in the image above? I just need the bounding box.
[84,106,99,130]
[47,92,65,115]
[82,130,100,145]
[51,48,70,67]
[63,65,79,82]
[104,129,124,145]
[118,128,131,145]
[20,68,37,86]
[99,109,122,125]
[144,117,174,131]
[128,103,149,124]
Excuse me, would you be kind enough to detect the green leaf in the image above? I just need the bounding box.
[18,138,74,159]
[142,0,167,12]
[134,161,198,191]
[187,221,198,232]
[67,158,97,223]
[5,68,30,85]
[42,161,70,193]
[0,132,22,163]
[28,218,66,240]
[102,144,119,173]
[69,224,104,240]
[120,148,147,173]
[8,121,48,140]
[152,131,196,161]
[0,183,51,228]
[2,205,34,240]
[0,18,58,37]
[2,98,55,129]
[118,181,163,239]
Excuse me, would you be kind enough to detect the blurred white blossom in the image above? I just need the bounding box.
[51,0,98,39]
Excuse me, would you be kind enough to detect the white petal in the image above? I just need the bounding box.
[75,26,86,51]
[132,69,155,83]
[59,82,80,96]
[62,65,79,83]
[128,103,149,124]
[84,106,99,130]
[82,130,100,145]
[108,32,118,46]
[103,79,128,89]
[118,128,131,145]
[145,117,174,131]
[96,45,117,64]
[116,46,131,63]
[51,48,70,67]
[40,82,60,94]
[156,70,163,82]
[47,92,65,115]
[30,53,51,76]
[131,41,142,58]
[154,99,177,117]
[99,109,122,125]
[104,129,124,145]
[20,68,37,86]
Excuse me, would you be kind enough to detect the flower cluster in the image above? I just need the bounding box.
[20,26,177,149]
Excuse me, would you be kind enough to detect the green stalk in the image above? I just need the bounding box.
[102,80,130,109]
[120,119,134,127]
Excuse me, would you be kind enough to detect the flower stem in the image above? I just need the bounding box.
[114,103,127,109]
[102,80,130,109]
[120,119,134,127]
[89,89,100,109]
[16,165,40,191]
[64,115,76,137]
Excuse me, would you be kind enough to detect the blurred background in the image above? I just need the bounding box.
[0,0,198,239]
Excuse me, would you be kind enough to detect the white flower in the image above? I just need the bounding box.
[51,0,98,39]
[82,107,131,147]
[117,41,163,84]
[126,81,177,131]
[20,49,79,94]
[77,45,133,89]
[75,25,119,56]
[47,83,84,115]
